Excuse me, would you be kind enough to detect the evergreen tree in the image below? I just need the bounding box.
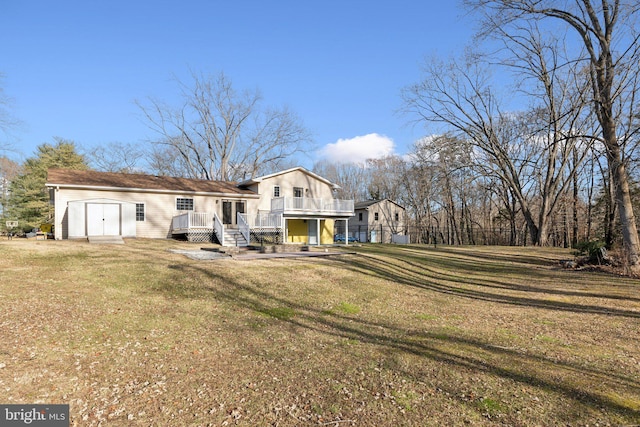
[7,138,87,231]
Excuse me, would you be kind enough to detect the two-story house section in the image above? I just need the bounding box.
[352,199,406,243]
[237,167,354,245]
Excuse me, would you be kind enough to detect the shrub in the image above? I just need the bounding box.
[574,240,608,264]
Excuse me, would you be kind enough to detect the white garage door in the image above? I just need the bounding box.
[87,203,120,236]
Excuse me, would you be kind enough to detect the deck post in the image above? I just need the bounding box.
[345,218,349,246]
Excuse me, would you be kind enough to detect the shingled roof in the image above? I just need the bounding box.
[46,169,256,196]
[354,199,405,210]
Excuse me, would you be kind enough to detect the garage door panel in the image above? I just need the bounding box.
[87,204,104,236]
[87,203,121,236]
[103,204,120,235]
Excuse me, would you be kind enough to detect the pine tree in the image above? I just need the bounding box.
[7,138,88,231]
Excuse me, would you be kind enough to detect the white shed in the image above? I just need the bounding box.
[67,198,136,239]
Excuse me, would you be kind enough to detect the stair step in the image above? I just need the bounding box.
[220,229,248,247]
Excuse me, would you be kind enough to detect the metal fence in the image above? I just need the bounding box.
[338,224,540,246]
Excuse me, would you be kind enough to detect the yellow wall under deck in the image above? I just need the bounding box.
[320,219,334,244]
[287,219,308,243]
[286,219,335,244]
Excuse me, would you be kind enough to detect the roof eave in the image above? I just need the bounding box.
[45,182,260,198]
[243,166,342,190]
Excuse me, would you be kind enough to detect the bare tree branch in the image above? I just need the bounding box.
[465,0,640,269]
[137,71,311,181]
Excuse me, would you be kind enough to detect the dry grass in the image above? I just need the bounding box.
[0,239,639,426]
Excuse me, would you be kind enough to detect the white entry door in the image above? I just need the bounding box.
[308,220,318,245]
[87,203,120,236]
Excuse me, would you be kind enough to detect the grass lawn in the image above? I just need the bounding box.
[0,239,639,426]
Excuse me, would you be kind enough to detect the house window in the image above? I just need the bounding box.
[136,203,145,221]
[395,212,399,221]
[273,185,280,198]
[358,212,363,221]
[176,197,194,211]
[293,187,303,198]
[374,212,379,221]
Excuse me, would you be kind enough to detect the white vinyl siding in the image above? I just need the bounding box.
[54,189,227,239]
[253,169,337,212]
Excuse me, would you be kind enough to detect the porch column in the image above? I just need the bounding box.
[283,217,287,244]
[345,218,349,246]
[316,218,321,246]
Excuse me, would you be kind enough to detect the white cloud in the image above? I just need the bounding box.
[320,133,395,164]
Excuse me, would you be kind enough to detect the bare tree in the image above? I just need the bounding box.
[88,142,145,173]
[312,160,369,201]
[0,73,20,153]
[466,0,640,270]
[0,156,20,217]
[403,48,593,246]
[411,135,465,244]
[146,144,191,177]
[365,155,407,201]
[0,75,13,133]
[411,134,493,245]
[400,150,440,244]
[137,71,311,181]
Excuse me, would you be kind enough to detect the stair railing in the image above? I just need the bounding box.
[237,212,250,245]
[213,212,224,246]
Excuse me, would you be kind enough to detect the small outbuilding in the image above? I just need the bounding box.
[350,199,408,243]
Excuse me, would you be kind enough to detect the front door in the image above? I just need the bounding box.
[236,201,245,219]
[222,200,246,226]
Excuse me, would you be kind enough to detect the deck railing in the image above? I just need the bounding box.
[270,197,353,214]
[172,212,214,231]
[239,212,283,229]
[173,201,351,245]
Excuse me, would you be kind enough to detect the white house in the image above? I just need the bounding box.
[46,167,354,246]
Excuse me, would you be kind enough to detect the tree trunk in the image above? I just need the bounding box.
[509,195,518,246]
[524,210,539,246]
[586,156,595,241]
[610,148,640,268]
[572,150,579,248]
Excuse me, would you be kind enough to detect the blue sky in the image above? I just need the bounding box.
[1,1,474,167]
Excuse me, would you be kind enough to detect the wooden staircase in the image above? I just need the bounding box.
[220,229,248,247]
